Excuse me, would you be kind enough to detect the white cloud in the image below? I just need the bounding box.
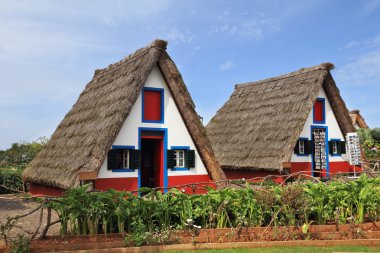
[206,2,322,40]
[335,50,380,86]
[220,60,236,71]
[341,40,360,50]
[340,34,380,50]
[365,35,380,48]
[166,28,195,44]
[363,0,380,14]
[208,24,238,35]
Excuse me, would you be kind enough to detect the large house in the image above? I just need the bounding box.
[23,39,226,196]
[206,63,359,179]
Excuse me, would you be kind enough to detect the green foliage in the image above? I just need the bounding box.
[0,167,23,193]
[0,137,48,193]
[371,128,380,143]
[0,137,48,169]
[49,174,380,242]
[9,234,30,253]
[125,227,178,246]
[357,128,380,160]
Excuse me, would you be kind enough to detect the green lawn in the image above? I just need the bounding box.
[165,245,380,253]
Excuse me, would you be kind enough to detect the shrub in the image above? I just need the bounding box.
[370,128,380,143]
[0,137,48,169]
[0,167,23,193]
[9,234,30,253]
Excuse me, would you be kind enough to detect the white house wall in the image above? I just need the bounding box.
[290,87,346,163]
[98,65,208,179]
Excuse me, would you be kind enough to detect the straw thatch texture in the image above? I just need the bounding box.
[350,110,369,129]
[23,39,225,190]
[206,63,355,172]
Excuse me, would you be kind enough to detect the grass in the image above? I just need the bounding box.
[164,245,380,253]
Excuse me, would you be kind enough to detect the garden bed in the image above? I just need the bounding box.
[1,222,378,253]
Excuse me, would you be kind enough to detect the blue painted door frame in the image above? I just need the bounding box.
[310,125,330,177]
[138,127,168,194]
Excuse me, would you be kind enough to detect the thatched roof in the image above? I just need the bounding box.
[350,110,369,129]
[206,63,355,172]
[23,39,226,190]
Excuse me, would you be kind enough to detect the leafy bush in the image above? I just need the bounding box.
[357,128,380,160]
[371,128,380,143]
[0,167,23,193]
[0,137,48,169]
[9,234,30,253]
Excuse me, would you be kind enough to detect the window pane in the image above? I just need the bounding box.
[179,159,184,167]
[299,140,305,154]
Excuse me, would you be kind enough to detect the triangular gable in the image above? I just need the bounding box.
[207,63,355,172]
[23,40,225,190]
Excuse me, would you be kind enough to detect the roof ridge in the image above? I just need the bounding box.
[235,62,334,89]
[94,39,168,77]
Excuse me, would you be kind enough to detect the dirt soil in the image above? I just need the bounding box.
[0,194,60,244]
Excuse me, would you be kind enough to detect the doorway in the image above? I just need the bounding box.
[140,135,164,189]
[312,128,327,178]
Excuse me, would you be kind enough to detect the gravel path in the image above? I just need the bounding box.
[0,194,61,244]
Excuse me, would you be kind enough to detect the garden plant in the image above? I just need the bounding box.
[46,174,380,246]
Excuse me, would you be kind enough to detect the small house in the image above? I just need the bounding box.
[23,40,226,196]
[206,63,358,179]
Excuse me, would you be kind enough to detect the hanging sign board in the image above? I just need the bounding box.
[345,132,361,166]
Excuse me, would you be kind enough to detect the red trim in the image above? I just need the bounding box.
[143,90,162,121]
[95,178,138,192]
[140,137,164,188]
[29,184,64,197]
[141,136,164,139]
[156,139,164,187]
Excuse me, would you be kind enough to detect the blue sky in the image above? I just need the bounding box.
[0,0,379,149]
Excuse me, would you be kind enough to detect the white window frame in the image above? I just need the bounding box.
[175,150,185,168]
[123,150,130,169]
[299,140,305,154]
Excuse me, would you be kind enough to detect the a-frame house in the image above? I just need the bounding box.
[23,40,226,196]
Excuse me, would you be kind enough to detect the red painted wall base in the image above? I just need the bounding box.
[29,162,362,196]
[95,178,138,192]
[29,183,64,197]
[224,170,284,183]
[168,174,213,194]
[224,162,361,182]
[291,161,361,177]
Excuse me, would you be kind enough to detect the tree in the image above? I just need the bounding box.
[357,128,380,160]
[0,137,48,169]
[370,128,380,143]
